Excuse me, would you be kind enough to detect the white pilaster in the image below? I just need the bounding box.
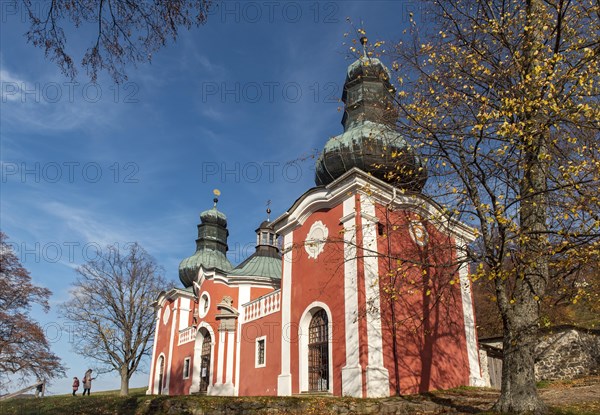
[147,311,161,394]
[360,194,390,398]
[178,298,191,330]
[164,299,179,393]
[341,196,363,397]
[235,285,251,396]
[226,331,235,384]
[458,258,485,386]
[216,330,225,384]
[277,231,294,396]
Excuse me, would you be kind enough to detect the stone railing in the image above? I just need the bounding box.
[242,289,281,322]
[178,326,195,345]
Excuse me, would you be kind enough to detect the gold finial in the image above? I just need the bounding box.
[266,200,272,221]
[213,189,221,207]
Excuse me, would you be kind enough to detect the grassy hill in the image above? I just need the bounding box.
[1,379,598,415]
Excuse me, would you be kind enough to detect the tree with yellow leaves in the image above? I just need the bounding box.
[387,0,599,413]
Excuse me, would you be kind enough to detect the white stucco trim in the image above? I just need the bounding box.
[304,220,329,259]
[198,291,211,318]
[360,194,390,398]
[458,258,485,386]
[272,168,476,243]
[164,299,179,393]
[216,330,225,384]
[341,195,363,397]
[298,301,334,394]
[190,322,216,395]
[235,285,251,396]
[179,298,191,330]
[226,331,235,383]
[277,231,294,396]
[146,312,161,394]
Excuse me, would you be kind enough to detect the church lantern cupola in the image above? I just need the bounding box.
[178,196,233,287]
[255,208,278,251]
[315,37,427,191]
[229,207,281,281]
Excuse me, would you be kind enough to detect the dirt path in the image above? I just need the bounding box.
[539,380,600,406]
[429,376,600,413]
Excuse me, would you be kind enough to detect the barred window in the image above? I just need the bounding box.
[256,337,266,367]
[183,357,191,379]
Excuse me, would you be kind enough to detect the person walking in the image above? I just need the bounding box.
[72,377,80,396]
[82,369,95,396]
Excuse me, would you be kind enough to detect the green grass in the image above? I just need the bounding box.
[0,386,597,415]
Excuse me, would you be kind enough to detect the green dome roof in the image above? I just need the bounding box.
[178,201,232,287]
[315,121,427,190]
[200,206,227,227]
[314,57,427,191]
[346,57,391,83]
[229,254,281,279]
[178,250,233,286]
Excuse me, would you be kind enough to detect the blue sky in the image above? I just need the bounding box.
[1,1,421,394]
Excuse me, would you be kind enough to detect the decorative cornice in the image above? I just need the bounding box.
[272,168,476,242]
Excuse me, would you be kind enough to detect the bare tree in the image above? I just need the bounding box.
[60,242,170,395]
[21,0,213,82]
[0,232,65,389]
[385,0,600,413]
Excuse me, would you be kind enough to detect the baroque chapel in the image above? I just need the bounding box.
[147,49,484,397]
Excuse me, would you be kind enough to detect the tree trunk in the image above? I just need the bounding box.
[120,366,129,396]
[493,297,547,414]
[494,126,549,413]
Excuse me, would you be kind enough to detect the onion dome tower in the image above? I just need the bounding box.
[315,37,427,191]
[229,207,281,281]
[178,196,233,287]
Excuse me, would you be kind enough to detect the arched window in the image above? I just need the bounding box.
[308,309,329,391]
[157,355,165,395]
[199,331,212,393]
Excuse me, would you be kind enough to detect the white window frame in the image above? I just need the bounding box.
[255,335,267,368]
[182,357,191,379]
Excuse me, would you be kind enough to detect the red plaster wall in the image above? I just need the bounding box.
[238,311,282,395]
[289,205,347,396]
[374,205,470,394]
[193,279,239,387]
[150,298,175,395]
[250,287,274,302]
[168,336,195,395]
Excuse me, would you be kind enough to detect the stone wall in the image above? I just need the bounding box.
[479,327,600,386]
[534,328,600,381]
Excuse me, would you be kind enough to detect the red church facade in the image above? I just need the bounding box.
[147,54,484,398]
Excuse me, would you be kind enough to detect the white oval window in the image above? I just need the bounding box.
[409,221,428,247]
[199,292,210,318]
[162,306,171,325]
[305,220,329,259]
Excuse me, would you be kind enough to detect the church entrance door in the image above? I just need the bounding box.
[199,332,211,393]
[308,309,329,391]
